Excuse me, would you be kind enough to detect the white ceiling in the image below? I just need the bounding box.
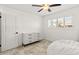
[1,4,78,16]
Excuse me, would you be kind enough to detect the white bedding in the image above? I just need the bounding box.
[47,40,79,55]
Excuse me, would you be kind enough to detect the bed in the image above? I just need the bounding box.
[47,40,79,55]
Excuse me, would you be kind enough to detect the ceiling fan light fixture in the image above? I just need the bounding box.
[32,4,61,12]
[43,4,49,10]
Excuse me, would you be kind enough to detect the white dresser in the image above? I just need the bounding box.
[22,33,42,45]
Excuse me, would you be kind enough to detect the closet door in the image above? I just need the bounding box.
[4,13,18,50]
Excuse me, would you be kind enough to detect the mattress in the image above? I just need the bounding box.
[47,40,79,55]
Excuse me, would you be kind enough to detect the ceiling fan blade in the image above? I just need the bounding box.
[38,8,43,12]
[50,4,61,7]
[48,9,51,12]
[32,5,42,7]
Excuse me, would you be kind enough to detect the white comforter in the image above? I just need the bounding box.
[47,40,79,55]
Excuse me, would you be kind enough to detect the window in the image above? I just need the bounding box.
[48,19,57,27]
[58,17,64,27]
[52,19,57,27]
[64,16,72,27]
[48,20,52,27]
[48,16,72,28]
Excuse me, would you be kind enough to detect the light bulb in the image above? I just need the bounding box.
[43,4,49,10]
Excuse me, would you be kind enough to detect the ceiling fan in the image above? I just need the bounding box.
[32,4,61,12]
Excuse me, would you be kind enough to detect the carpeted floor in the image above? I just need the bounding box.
[0,39,52,55]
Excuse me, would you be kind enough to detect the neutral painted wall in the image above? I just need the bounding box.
[16,13,42,34]
[43,6,79,41]
[0,5,42,34]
